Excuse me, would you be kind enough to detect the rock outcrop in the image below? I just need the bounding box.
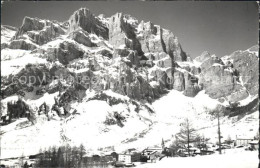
[137,21,164,53]
[46,41,84,65]
[68,30,96,47]
[200,55,224,71]
[9,39,37,50]
[96,48,113,58]
[190,66,201,75]
[157,58,172,68]
[161,29,187,61]
[68,8,108,40]
[183,84,201,97]
[109,13,143,55]
[199,63,242,99]
[109,13,128,48]
[231,50,258,96]
[173,70,185,91]
[13,17,65,46]
[194,51,211,63]
[1,64,51,98]
[15,64,51,86]
[109,13,187,62]
[194,47,259,101]
[154,52,168,61]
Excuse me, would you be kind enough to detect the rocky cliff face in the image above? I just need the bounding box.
[1,7,258,108]
[68,30,96,47]
[9,39,37,50]
[230,50,258,96]
[196,48,258,103]
[68,8,108,40]
[13,17,66,45]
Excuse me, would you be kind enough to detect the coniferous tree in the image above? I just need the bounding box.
[57,147,65,167]
[64,144,72,168]
[46,148,51,167]
[71,146,79,167]
[51,146,57,167]
[23,161,29,168]
[34,145,87,167]
[78,144,86,167]
[36,148,44,167]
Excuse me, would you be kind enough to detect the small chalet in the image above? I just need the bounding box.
[118,149,141,163]
[249,140,259,150]
[236,137,254,146]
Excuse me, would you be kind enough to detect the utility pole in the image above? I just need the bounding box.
[217,111,222,154]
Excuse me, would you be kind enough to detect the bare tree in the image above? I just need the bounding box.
[217,111,222,154]
[209,105,225,154]
[176,118,197,156]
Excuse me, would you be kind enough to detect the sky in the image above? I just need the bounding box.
[1,1,258,58]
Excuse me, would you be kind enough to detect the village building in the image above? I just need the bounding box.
[235,137,254,146]
[118,153,141,163]
[142,145,164,162]
[118,149,141,163]
[143,146,163,154]
[249,140,259,150]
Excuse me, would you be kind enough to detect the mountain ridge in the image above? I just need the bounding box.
[0,8,258,159]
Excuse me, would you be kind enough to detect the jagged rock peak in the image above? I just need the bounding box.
[12,16,66,46]
[194,51,211,62]
[71,8,94,20]
[19,16,46,33]
[16,16,64,32]
[68,8,109,39]
[122,14,139,27]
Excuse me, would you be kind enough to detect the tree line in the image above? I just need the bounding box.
[35,144,86,168]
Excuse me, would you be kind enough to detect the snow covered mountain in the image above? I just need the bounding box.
[0,8,258,159]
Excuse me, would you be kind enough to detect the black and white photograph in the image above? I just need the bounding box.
[0,1,259,168]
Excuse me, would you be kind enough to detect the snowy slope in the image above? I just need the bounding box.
[152,90,258,144]
[1,25,17,44]
[0,90,155,158]
[1,51,48,77]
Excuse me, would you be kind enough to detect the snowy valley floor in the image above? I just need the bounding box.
[135,150,259,168]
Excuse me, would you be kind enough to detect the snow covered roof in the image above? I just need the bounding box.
[249,140,259,144]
